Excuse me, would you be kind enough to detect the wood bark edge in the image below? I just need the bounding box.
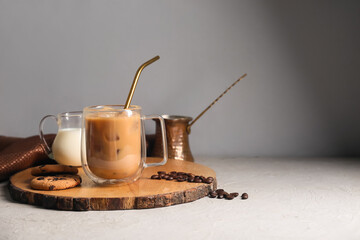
[8,179,217,211]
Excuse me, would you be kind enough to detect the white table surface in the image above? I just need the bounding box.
[1,157,360,240]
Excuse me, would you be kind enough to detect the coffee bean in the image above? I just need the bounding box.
[170,171,177,175]
[217,194,224,199]
[188,176,195,182]
[209,191,217,198]
[200,176,206,182]
[241,193,248,200]
[188,173,195,178]
[194,177,202,183]
[231,192,239,198]
[204,177,214,184]
[176,177,186,182]
[166,176,174,180]
[151,175,160,179]
[159,173,166,178]
[163,174,170,180]
[216,189,225,195]
[225,194,235,200]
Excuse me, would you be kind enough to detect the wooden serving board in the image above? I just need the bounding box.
[8,158,217,211]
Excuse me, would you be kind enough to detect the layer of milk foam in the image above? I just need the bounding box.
[52,128,82,166]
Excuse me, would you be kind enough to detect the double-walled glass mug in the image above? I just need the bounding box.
[39,111,82,166]
[81,105,168,184]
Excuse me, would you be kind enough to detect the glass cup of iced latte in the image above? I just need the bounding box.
[81,105,167,184]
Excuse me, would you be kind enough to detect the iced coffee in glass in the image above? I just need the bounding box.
[81,105,167,184]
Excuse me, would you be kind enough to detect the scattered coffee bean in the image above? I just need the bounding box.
[231,192,239,198]
[225,194,234,200]
[176,177,186,182]
[216,189,225,195]
[205,177,214,184]
[188,176,195,182]
[241,193,248,200]
[194,177,202,183]
[150,171,247,201]
[207,189,245,201]
[209,191,217,198]
[150,171,219,190]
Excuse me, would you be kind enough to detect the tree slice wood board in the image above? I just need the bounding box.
[8,158,217,211]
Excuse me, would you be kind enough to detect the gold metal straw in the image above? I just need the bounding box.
[187,73,247,134]
[124,56,160,109]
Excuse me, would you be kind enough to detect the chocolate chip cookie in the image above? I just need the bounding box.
[30,175,82,191]
[31,164,78,176]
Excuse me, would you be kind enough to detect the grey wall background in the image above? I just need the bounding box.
[0,0,359,157]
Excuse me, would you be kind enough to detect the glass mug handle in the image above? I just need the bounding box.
[143,115,168,167]
[39,115,57,155]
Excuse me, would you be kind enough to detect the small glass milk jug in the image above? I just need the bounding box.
[39,111,82,166]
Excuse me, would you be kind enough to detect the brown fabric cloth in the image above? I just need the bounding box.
[0,134,56,182]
